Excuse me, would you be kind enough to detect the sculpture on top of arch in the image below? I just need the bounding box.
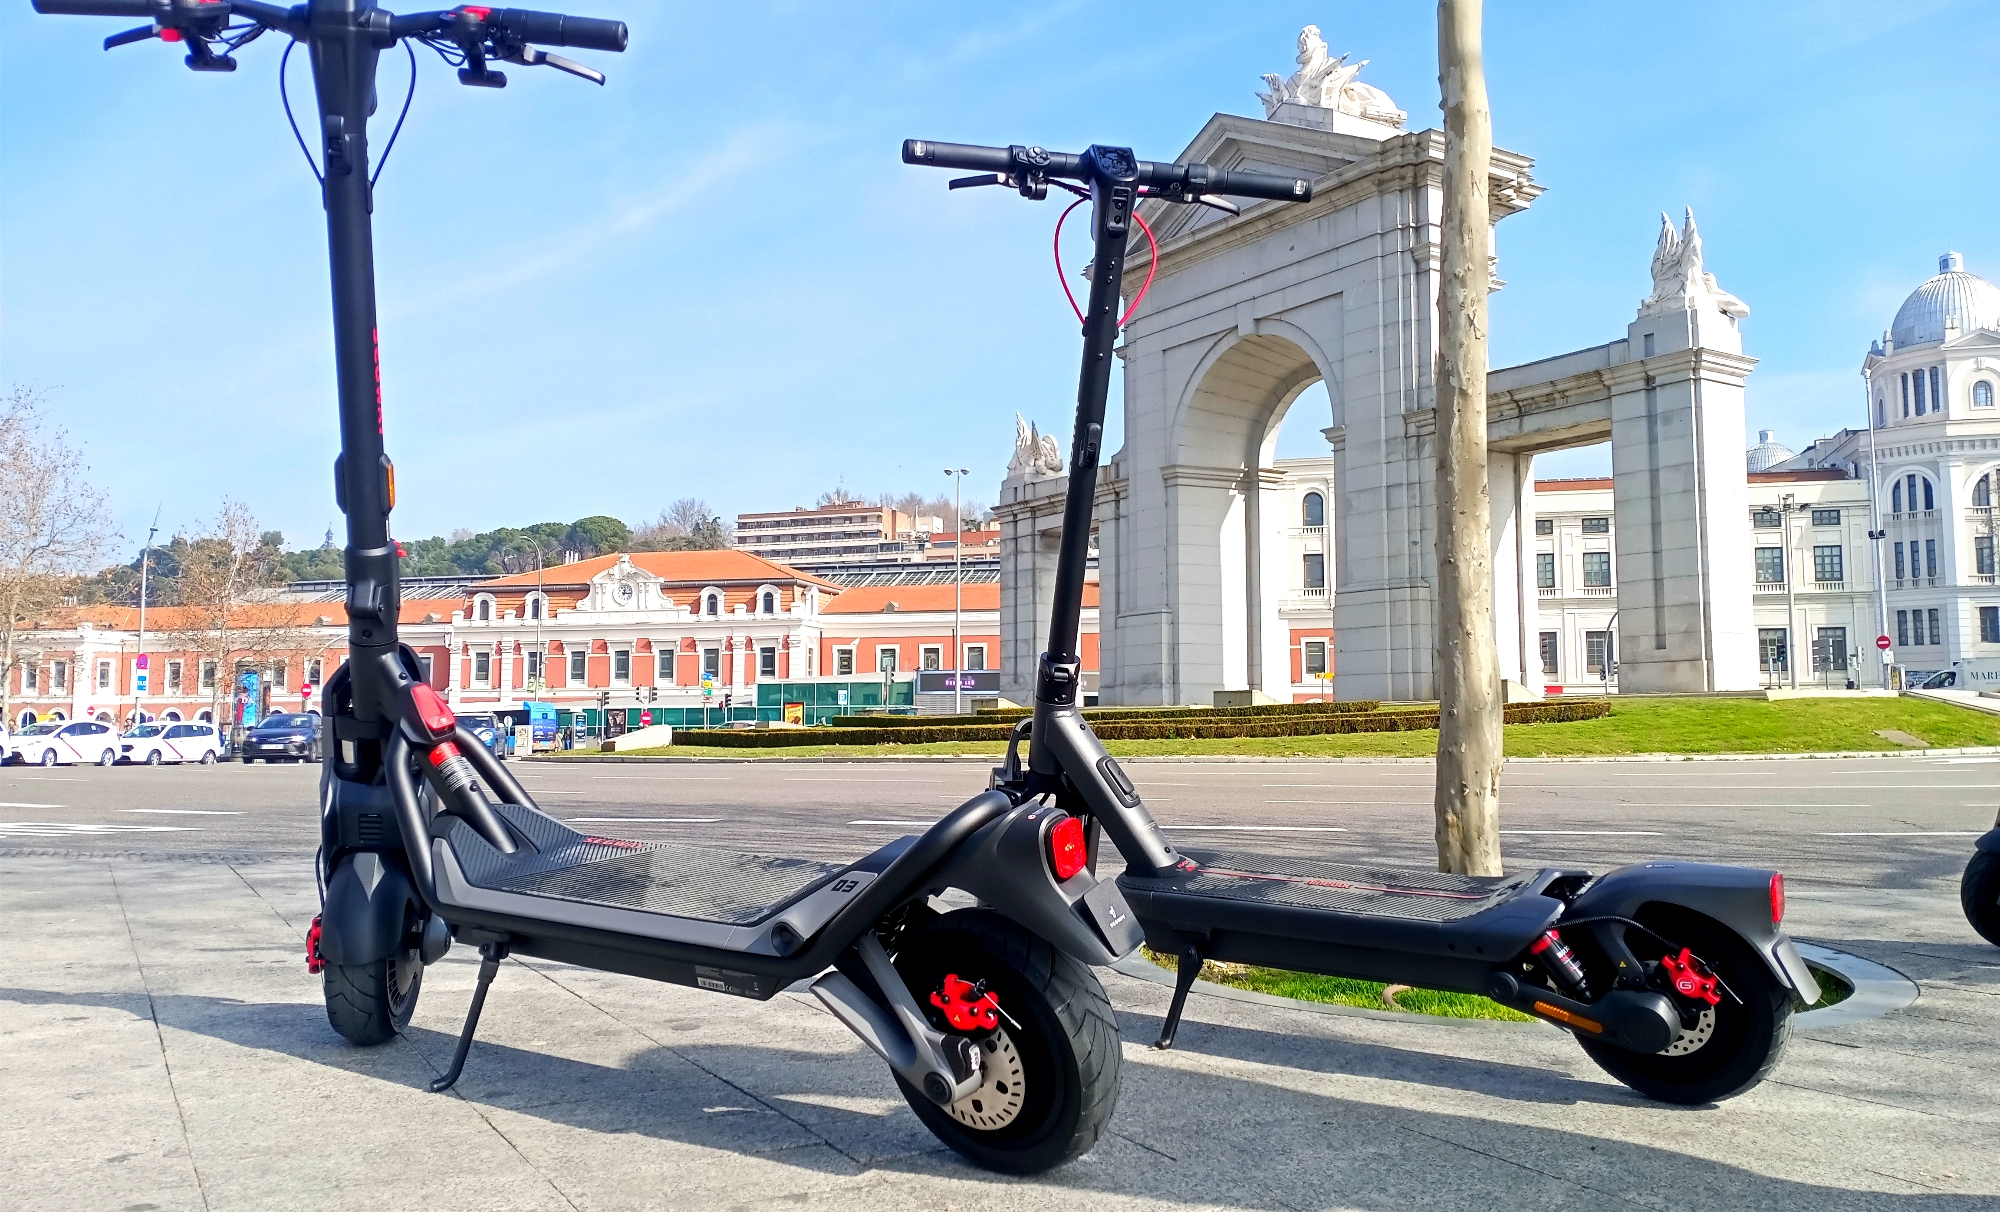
[1256,24,1407,129]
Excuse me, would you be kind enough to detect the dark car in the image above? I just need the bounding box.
[239,712,322,764]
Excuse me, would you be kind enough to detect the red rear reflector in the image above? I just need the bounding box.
[1770,872,1785,925]
[428,741,461,766]
[1048,815,1088,881]
[161,28,182,41]
[410,682,455,733]
[463,5,492,16]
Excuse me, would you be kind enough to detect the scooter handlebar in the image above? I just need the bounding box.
[903,138,1313,203]
[487,9,628,52]
[31,0,156,15]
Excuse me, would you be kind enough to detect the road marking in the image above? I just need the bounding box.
[124,809,241,815]
[1937,757,2000,764]
[565,817,723,824]
[0,801,64,808]
[1500,830,1664,836]
[1816,831,1986,837]
[851,820,933,826]
[0,823,195,837]
[1160,824,1348,833]
[1263,799,1430,805]
[587,775,734,780]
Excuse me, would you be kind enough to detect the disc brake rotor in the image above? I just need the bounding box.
[945,1028,1026,1131]
[1659,1005,1716,1056]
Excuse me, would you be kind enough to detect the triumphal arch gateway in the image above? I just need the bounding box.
[997,26,1763,705]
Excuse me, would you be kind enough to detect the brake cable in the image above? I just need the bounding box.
[371,41,419,188]
[1049,179,1160,328]
[279,41,321,185]
[281,38,418,188]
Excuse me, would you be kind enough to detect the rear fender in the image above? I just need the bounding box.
[1565,861,1815,1000]
[319,852,419,967]
[1975,826,2000,855]
[925,800,1144,967]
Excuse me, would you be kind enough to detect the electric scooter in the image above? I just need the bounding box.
[33,3,1144,1175]
[1964,823,2000,946]
[906,137,1823,1105]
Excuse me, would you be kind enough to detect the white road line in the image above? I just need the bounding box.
[1816,831,1986,837]
[1937,757,2000,764]
[0,801,64,808]
[850,820,933,826]
[0,823,195,837]
[566,817,723,824]
[124,809,241,815]
[1263,799,1430,805]
[1160,825,1347,833]
[587,776,734,780]
[1500,830,1664,836]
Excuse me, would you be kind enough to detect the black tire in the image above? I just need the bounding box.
[146,750,162,766]
[200,750,217,765]
[1962,850,2000,947]
[889,909,1120,1174]
[1577,906,1791,1105]
[323,947,424,1046]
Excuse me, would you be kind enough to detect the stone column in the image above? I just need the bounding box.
[994,469,1067,705]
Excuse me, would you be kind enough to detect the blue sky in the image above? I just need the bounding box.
[3,1,1994,557]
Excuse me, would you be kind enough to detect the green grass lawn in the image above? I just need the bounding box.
[549,695,2000,760]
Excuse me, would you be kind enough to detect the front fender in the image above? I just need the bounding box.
[319,852,418,967]
[1975,827,2000,855]
[1566,861,1815,1000]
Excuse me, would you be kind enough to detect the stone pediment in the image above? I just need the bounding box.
[579,554,666,613]
[1141,113,1379,245]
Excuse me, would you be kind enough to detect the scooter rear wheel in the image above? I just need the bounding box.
[323,946,424,1046]
[891,909,1120,1174]
[1962,850,2000,947]
[1577,906,1791,1104]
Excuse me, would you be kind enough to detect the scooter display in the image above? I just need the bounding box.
[1963,821,2000,946]
[906,137,1823,1105]
[33,1,1145,1174]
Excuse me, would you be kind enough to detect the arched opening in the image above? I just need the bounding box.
[527,594,544,620]
[1301,491,1325,528]
[476,597,493,622]
[761,590,776,614]
[164,710,183,722]
[705,593,721,616]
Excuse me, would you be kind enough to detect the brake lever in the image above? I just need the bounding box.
[104,24,158,50]
[513,46,605,85]
[1193,195,1241,216]
[948,173,1007,190]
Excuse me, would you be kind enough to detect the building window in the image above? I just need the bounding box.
[472,651,491,687]
[612,649,631,684]
[761,591,777,614]
[1929,608,1942,647]
[569,649,587,681]
[418,654,434,685]
[1978,474,1994,508]
[96,659,112,690]
[877,647,898,674]
[702,648,721,680]
[1983,607,2000,644]
[1536,552,1556,589]
[1582,551,1612,587]
[527,595,543,621]
[1813,545,1843,582]
[49,660,68,692]
[1813,628,1848,674]
[1926,537,1938,578]
[271,663,287,691]
[1876,394,1885,427]
[1535,518,1554,536]
[1900,372,1911,417]
[1931,367,1942,415]
[1810,508,1840,527]
[1585,631,1612,677]
[166,660,183,693]
[1301,492,1325,528]
[1302,553,1325,590]
[920,646,942,671]
[835,648,855,676]
[1915,368,1927,414]
[1977,381,1996,409]
[965,644,987,670]
[476,597,492,622]
[1912,609,1928,645]
[526,649,543,681]
[197,660,214,693]
[1755,547,1785,584]
[1752,507,1781,528]
[759,646,777,678]
[307,658,323,686]
[1981,536,1996,577]
[1759,627,1789,674]
[1891,481,1902,513]
[1581,516,1610,534]
[656,649,674,682]
[1896,609,1910,646]
[1303,640,1328,677]
[1539,632,1558,678]
[705,593,721,616]
[1894,542,1906,580]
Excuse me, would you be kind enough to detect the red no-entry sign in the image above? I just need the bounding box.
[1876,635,1893,650]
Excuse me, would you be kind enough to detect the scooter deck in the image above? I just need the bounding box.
[1143,849,1530,920]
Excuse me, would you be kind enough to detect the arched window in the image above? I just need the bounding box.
[527,595,543,620]
[1302,492,1325,528]
[1915,369,1928,414]
[17,710,35,728]
[164,710,182,722]
[1892,480,1902,513]
[1976,474,1993,508]
[1901,373,1911,417]
[1876,394,1885,428]
[1924,477,1935,511]
[705,593,720,616]
[1977,381,1996,410]
[476,597,493,622]
[761,591,776,614]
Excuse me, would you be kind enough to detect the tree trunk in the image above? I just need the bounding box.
[1433,0,1504,876]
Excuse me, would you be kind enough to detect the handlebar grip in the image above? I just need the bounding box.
[493,9,628,51]
[32,0,156,15]
[1208,167,1313,202]
[903,139,1016,173]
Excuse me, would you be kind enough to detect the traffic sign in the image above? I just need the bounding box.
[837,688,850,706]
[135,673,148,692]
[1876,634,1892,650]
[1880,651,1894,665]
[136,654,149,669]
[640,709,652,727]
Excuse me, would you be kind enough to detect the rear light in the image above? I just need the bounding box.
[1048,815,1088,881]
[409,683,455,736]
[1770,872,1785,926]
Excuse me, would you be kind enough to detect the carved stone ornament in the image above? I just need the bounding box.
[1007,413,1066,480]
[1257,25,1407,129]
[1642,209,1749,320]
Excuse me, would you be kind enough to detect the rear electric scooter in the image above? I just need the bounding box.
[36,2,1144,1173]
[906,137,1822,1105]
[1963,821,2000,946]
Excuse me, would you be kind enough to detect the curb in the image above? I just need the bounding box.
[1106,942,1915,1030]
[523,745,2000,766]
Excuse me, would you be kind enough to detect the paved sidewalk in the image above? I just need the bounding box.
[3,853,1995,1211]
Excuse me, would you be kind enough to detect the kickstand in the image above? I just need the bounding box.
[1153,943,1205,1050]
[429,941,508,1093]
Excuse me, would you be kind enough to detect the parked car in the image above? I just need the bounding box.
[0,723,9,764]
[10,719,119,766]
[238,713,321,763]
[458,712,507,758]
[120,721,223,765]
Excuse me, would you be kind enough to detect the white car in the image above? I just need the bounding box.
[10,719,120,766]
[119,722,223,766]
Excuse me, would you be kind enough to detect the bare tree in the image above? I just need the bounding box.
[815,487,861,507]
[631,497,730,551]
[1433,0,1504,876]
[0,387,117,725]
[160,502,311,729]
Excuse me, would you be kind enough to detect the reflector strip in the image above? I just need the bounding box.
[1531,1001,1603,1033]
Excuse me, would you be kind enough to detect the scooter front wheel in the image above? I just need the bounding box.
[323,946,424,1046]
[891,909,1120,1174]
[1577,906,1791,1104]
[1962,850,2000,947]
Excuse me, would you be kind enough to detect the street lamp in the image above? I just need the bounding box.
[133,508,160,725]
[520,535,548,695]
[1780,492,1800,689]
[1863,375,1891,688]
[945,467,970,714]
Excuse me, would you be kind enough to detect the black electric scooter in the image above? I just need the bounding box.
[1964,823,2000,946]
[35,2,1144,1174]
[907,137,1822,1105]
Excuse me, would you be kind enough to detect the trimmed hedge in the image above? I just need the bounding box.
[828,699,1384,728]
[680,699,1608,747]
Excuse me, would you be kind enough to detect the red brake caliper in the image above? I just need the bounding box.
[1660,947,1720,1006]
[305,915,326,974]
[930,973,1001,1032]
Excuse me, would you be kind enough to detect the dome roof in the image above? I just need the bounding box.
[1891,252,2000,347]
[1746,429,1794,472]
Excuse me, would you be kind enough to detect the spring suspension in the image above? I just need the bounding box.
[1530,929,1590,996]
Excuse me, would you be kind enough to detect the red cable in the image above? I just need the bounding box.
[1053,199,1162,328]
[1053,197,1088,324]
